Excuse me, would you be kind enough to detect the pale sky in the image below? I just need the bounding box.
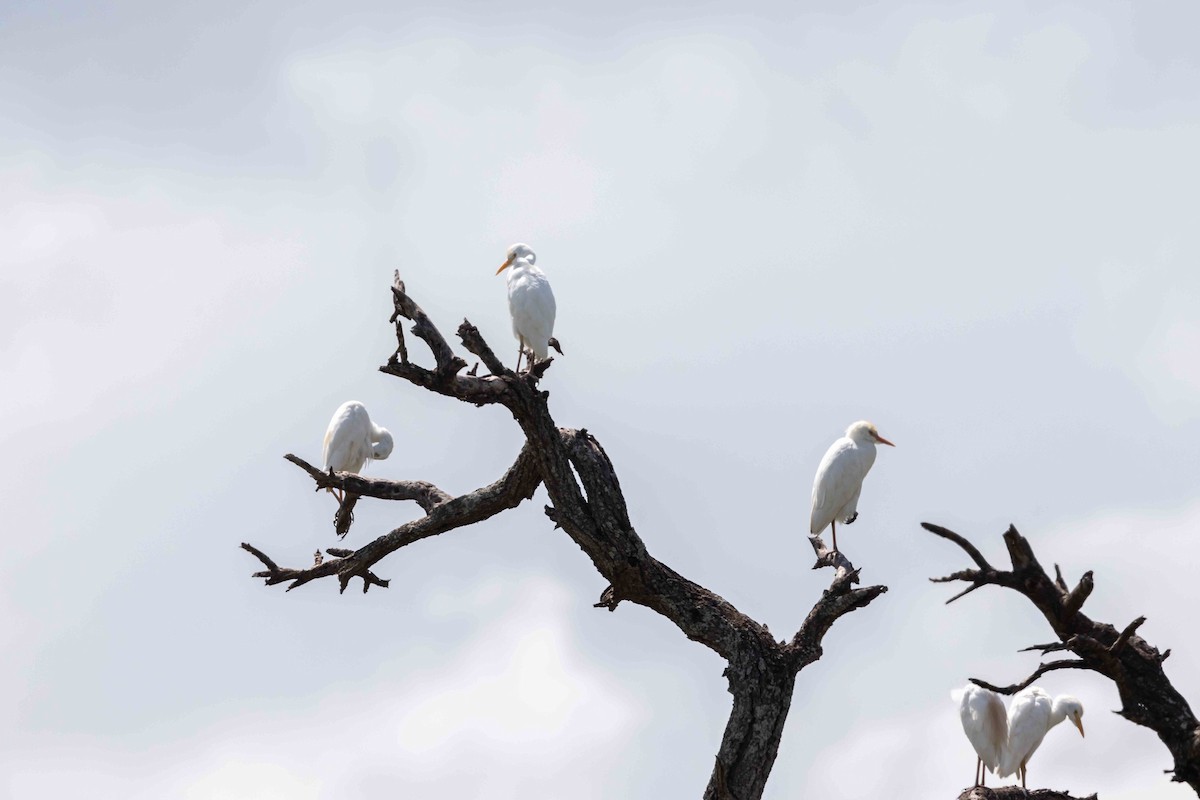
[2,1,1199,798]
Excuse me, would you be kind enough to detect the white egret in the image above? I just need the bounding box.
[496,243,561,372]
[953,684,1008,787]
[999,686,1085,789]
[809,420,894,552]
[322,401,394,502]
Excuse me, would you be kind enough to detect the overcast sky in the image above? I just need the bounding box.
[3,1,1199,798]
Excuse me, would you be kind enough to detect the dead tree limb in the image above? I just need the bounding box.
[242,280,889,800]
[927,522,1200,794]
[957,789,1096,800]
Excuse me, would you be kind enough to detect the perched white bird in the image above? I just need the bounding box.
[322,401,394,501]
[953,684,1008,787]
[809,420,894,552]
[496,243,560,372]
[999,686,1085,788]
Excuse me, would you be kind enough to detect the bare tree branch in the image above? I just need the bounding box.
[925,522,996,571]
[1053,563,1070,593]
[389,284,464,375]
[284,454,453,514]
[458,319,509,377]
[248,443,541,592]
[243,281,889,800]
[970,659,1100,695]
[1019,641,1073,655]
[927,522,1200,793]
[1111,616,1147,655]
[957,789,1096,800]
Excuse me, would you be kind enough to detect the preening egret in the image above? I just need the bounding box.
[953,684,1008,787]
[999,686,1085,789]
[496,243,561,372]
[322,401,394,502]
[809,421,894,552]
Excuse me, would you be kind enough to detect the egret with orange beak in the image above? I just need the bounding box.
[809,420,894,553]
[496,243,560,373]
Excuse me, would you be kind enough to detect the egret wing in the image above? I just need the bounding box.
[981,690,1008,772]
[809,439,871,533]
[323,402,372,474]
[509,267,557,359]
[1000,688,1051,777]
[958,686,1007,773]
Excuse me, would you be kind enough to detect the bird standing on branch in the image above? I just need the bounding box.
[999,686,1085,789]
[953,683,1008,787]
[496,243,561,373]
[322,401,394,501]
[809,420,894,553]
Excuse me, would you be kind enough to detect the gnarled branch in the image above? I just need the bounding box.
[248,443,541,592]
[957,789,1096,800]
[244,280,889,800]
[927,522,1200,793]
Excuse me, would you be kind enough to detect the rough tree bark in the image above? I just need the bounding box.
[927,522,1200,796]
[957,790,1096,800]
[242,281,888,800]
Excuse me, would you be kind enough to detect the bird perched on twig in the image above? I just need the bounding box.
[953,683,1008,787]
[999,686,1085,789]
[809,420,894,553]
[322,401,393,502]
[496,243,561,373]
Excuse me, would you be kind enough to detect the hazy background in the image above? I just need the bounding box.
[2,1,1198,797]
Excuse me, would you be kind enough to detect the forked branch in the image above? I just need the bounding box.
[926,522,1200,793]
[243,279,890,800]
[248,443,541,592]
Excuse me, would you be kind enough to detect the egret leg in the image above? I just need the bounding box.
[979,758,985,787]
[1021,762,1027,789]
[831,521,838,553]
[516,338,530,376]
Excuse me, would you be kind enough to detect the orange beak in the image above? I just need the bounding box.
[496,255,515,275]
[1072,717,1085,738]
[874,433,895,447]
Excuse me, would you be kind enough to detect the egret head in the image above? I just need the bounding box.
[846,420,895,447]
[372,429,394,460]
[1060,697,1085,737]
[497,243,536,274]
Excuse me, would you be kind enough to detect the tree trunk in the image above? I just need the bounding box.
[705,647,797,800]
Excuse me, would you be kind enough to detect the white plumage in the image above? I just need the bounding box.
[998,686,1085,788]
[809,420,894,552]
[496,243,558,372]
[953,684,1008,787]
[322,401,393,501]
